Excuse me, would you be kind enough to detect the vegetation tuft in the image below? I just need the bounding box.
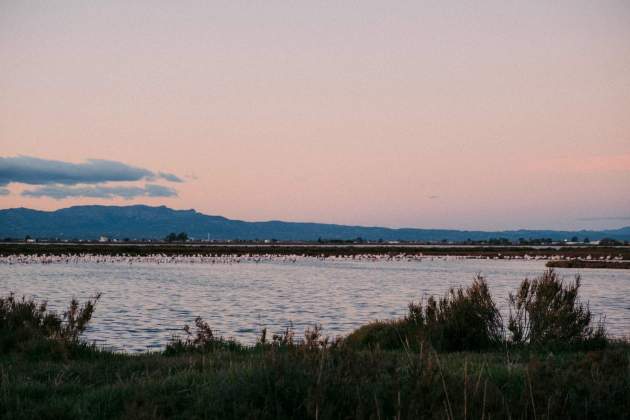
[0,292,100,356]
[164,316,244,355]
[508,270,606,349]
[346,276,504,352]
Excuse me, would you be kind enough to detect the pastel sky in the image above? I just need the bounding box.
[1,1,629,230]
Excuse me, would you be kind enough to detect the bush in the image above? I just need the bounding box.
[346,276,504,352]
[0,292,100,354]
[421,275,504,351]
[508,269,606,347]
[343,318,419,351]
[164,317,243,355]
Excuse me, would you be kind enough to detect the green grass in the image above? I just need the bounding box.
[1,341,629,419]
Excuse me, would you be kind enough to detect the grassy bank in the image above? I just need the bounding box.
[546,259,630,269]
[2,270,629,419]
[2,340,629,419]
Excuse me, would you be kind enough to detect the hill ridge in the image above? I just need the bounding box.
[1,205,628,241]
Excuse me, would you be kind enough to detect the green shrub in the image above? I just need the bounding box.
[164,317,243,355]
[508,269,606,347]
[343,318,419,351]
[0,292,100,354]
[421,276,504,351]
[346,276,504,352]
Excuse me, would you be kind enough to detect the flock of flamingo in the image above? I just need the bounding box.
[0,252,623,265]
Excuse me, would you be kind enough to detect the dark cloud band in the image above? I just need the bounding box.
[0,156,183,186]
[21,184,177,200]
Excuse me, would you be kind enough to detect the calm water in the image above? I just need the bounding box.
[1,259,628,352]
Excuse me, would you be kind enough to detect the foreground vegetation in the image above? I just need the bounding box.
[1,271,628,419]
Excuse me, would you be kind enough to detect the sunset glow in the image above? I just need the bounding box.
[2,1,629,230]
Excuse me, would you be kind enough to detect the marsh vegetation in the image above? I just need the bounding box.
[1,270,628,418]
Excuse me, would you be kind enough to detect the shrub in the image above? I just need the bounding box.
[346,276,504,352]
[0,292,100,353]
[421,275,504,351]
[343,318,419,351]
[508,269,606,347]
[164,317,243,355]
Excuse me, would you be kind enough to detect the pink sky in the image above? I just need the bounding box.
[1,1,629,230]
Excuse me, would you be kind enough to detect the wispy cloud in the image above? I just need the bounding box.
[0,188,9,196]
[158,172,183,183]
[0,156,183,187]
[21,184,177,200]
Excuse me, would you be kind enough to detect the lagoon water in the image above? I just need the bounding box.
[1,258,628,352]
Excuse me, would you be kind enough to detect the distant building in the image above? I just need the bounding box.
[98,236,109,242]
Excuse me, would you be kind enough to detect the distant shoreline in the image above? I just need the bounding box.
[546,259,630,269]
[2,243,629,260]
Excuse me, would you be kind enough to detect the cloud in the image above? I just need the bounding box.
[158,172,183,183]
[0,156,183,186]
[0,187,9,196]
[428,195,439,200]
[143,184,179,197]
[21,183,177,200]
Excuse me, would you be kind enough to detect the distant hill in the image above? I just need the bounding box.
[1,205,629,242]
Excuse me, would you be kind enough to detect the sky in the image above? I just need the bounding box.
[1,1,629,231]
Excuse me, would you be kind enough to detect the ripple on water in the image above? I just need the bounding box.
[0,259,628,352]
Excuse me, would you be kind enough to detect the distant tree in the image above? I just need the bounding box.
[164,232,188,242]
[599,238,621,246]
[571,236,579,242]
[583,237,590,243]
[488,237,510,245]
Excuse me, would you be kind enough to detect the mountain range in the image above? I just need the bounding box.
[1,205,629,242]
